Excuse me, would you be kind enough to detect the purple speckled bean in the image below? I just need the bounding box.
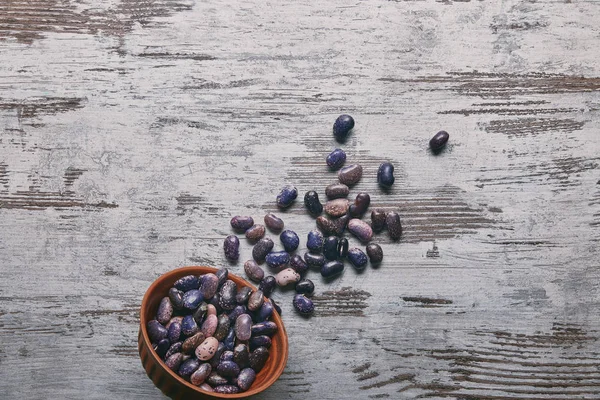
[237,368,256,391]
[348,218,373,243]
[156,297,173,324]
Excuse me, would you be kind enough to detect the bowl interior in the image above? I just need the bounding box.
[140,266,288,398]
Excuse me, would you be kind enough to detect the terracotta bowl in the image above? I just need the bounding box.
[138,266,289,399]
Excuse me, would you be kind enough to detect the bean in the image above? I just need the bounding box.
[200,314,217,337]
[190,363,212,386]
[258,276,276,297]
[348,218,373,243]
[228,305,247,324]
[174,275,200,292]
[326,148,347,170]
[347,248,368,270]
[430,130,449,151]
[293,294,315,314]
[316,215,348,236]
[156,297,173,324]
[366,243,383,264]
[377,162,395,187]
[234,344,250,369]
[219,280,237,311]
[213,385,240,394]
[155,338,170,359]
[244,260,264,283]
[195,337,219,361]
[236,286,252,305]
[168,288,184,310]
[247,290,264,312]
[386,211,402,240]
[209,343,226,368]
[304,252,325,268]
[263,213,284,232]
[325,183,349,199]
[207,372,229,387]
[245,224,265,242]
[165,352,183,371]
[165,342,182,360]
[256,299,274,322]
[295,279,315,295]
[217,361,240,378]
[324,198,349,218]
[199,273,219,300]
[251,321,278,336]
[223,235,240,261]
[348,192,370,217]
[167,321,182,344]
[321,260,344,278]
[179,358,200,380]
[338,238,348,258]
[275,268,301,287]
[306,230,324,252]
[213,314,231,341]
[265,251,290,270]
[182,289,204,310]
[276,185,297,208]
[371,209,387,233]
[338,164,363,186]
[220,350,234,362]
[199,383,214,392]
[323,236,339,260]
[147,320,168,343]
[249,347,270,372]
[182,332,205,354]
[333,114,355,141]
[304,190,323,216]
[280,230,300,252]
[223,327,236,351]
[215,268,229,288]
[192,302,209,324]
[236,368,256,391]
[290,254,309,275]
[235,314,252,341]
[271,298,282,315]
[249,335,272,350]
[252,237,274,263]
[230,216,254,232]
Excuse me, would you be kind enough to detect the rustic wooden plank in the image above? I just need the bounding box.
[1,0,600,399]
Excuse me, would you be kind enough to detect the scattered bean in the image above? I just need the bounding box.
[348,218,373,243]
[377,162,395,187]
[245,224,266,241]
[324,198,349,218]
[338,164,363,186]
[323,236,339,260]
[371,209,387,233]
[366,243,383,264]
[244,260,264,283]
[276,185,297,208]
[252,237,274,263]
[223,235,240,261]
[386,211,402,240]
[333,114,355,141]
[263,213,284,232]
[257,300,274,321]
[293,294,315,314]
[230,216,254,232]
[321,260,344,278]
[347,248,368,270]
[258,276,276,297]
[325,183,350,199]
[430,130,449,151]
[349,192,370,217]
[275,268,301,287]
[295,279,315,295]
[280,230,300,252]
[265,251,290,270]
[304,190,323,216]
[289,254,309,275]
[326,148,347,170]
[304,252,326,268]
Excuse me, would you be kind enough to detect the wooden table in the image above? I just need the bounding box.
[1,1,599,398]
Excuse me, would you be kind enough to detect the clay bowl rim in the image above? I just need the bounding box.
[139,266,289,398]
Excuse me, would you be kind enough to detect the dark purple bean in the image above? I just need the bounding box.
[347,248,368,270]
[264,213,284,232]
[174,275,200,292]
[265,251,290,270]
[371,209,387,233]
[321,260,344,278]
[213,385,240,394]
[181,315,199,337]
[349,192,370,217]
[386,211,402,240]
[168,288,184,310]
[234,344,250,369]
[182,289,204,310]
[316,215,338,236]
[207,372,228,387]
[337,237,349,258]
[377,162,395,187]
[251,321,278,336]
[220,350,234,362]
[249,347,269,372]
[252,237,274,264]
[295,279,314,295]
[219,280,237,311]
[258,276,276,297]
[235,313,252,341]
[276,185,297,208]
[306,230,324,252]
[199,383,214,392]
[338,164,363,186]
[215,267,229,288]
[304,190,323,216]
[430,130,449,151]
[192,302,209,324]
[190,363,212,386]
[304,252,325,268]
[293,293,315,315]
[257,299,274,321]
[156,297,173,324]
[323,236,339,260]
[366,243,383,264]
[249,335,272,350]
[178,358,200,380]
[209,343,226,368]
[165,341,182,360]
[326,148,346,170]
[224,327,236,351]
[245,224,266,242]
[236,368,256,391]
[236,286,252,305]
[167,321,182,344]
[271,298,282,315]
[198,273,219,300]
[280,230,300,252]
[155,338,170,359]
[217,360,240,378]
[244,260,264,283]
[213,314,231,341]
[223,235,240,261]
[147,320,168,343]
[325,183,349,200]
[230,216,254,232]
[165,352,183,371]
[333,114,355,141]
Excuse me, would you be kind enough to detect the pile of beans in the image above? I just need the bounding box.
[147,268,280,394]
[222,116,449,316]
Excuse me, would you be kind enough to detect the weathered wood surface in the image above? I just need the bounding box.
[1,0,600,399]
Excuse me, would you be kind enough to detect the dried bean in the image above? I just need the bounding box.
[147,320,168,343]
[257,300,274,321]
[337,237,349,258]
[323,236,339,260]
[251,321,278,336]
[223,235,240,261]
[200,314,218,337]
[155,338,170,359]
[236,368,256,391]
[178,358,200,380]
[230,216,254,232]
[214,385,240,394]
[347,248,368,270]
[325,183,349,199]
[258,276,276,297]
[349,192,370,217]
[195,337,219,361]
[182,332,205,354]
[244,260,264,283]
[213,314,230,341]
[304,190,323,216]
[249,335,272,350]
[265,251,290,270]
[252,237,274,263]
[174,275,200,292]
[348,218,373,243]
[217,360,240,378]
[156,297,173,324]
[207,372,229,386]
[295,279,315,295]
[165,341,182,360]
[321,260,344,278]
[168,288,184,310]
[280,230,300,252]
[371,209,387,233]
[275,268,300,287]
[228,305,247,324]
[235,314,252,341]
[366,243,383,264]
[165,352,183,371]
[247,290,264,312]
[167,321,182,344]
[304,252,325,268]
[219,280,237,311]
[215,268,228,288]
[199,273,219,300]
[276,185,297,208]
[430,130,449,152]
[183,289,204,310]
[377,162,395,187]
[293,294,315,314]
[324,199,349,218]
[290,254,309,275]
[249,347,269,372]
[190,363,212,386]
[245,224,265,241]
[192,302,209,324]
[333,114,355,141]
[306,230,324,252]
[236,286,252,305]
[326,148,346,170]
[338,164,363,186]
[263,213,284,232]
[234,344,250,369]
[386,211,402,240]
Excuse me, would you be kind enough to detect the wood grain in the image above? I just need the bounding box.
[1,0,599,399]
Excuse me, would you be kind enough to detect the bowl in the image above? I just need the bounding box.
[138,266,289,399]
